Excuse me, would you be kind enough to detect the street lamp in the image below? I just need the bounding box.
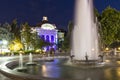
[118,47,120,51]
[105,47,109,51]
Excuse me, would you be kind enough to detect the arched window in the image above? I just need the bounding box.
[51,35,54,43]
[46,35,49,42]
[41,35,45,40]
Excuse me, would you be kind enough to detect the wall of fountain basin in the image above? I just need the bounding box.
[2,55,120,80]
[0,56,69,80]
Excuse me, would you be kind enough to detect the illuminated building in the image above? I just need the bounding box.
[21,16,65,51]
[36,16,64,51]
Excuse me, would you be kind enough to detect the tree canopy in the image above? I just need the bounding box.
[100,6,120,48]
[62,21,73,51]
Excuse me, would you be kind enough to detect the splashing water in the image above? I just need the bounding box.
[19,53,23,68]
[29,53,33,63]
[71,0,99,60]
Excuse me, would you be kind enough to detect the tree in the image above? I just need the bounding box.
[21,23,50,51]
[21,22,32,50]
[94,8,100,18]
[100,6,120,48]
[10,19,20,39]
[30,28,49,50]
[9,38,23,52]
[94,8,100,21]
[0,26,12,43]
[62,21,74,51]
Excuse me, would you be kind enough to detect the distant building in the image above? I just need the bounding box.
[35,16,65,51]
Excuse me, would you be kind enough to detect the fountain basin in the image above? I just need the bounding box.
[16,67,27,72]
[26,62,37,66]
[0,61,62,80]
[1,57,120,80]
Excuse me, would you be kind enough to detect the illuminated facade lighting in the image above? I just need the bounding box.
[35,16,65,51]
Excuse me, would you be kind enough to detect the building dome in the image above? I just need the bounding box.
[36,16,56,30]
[41,23,56,30]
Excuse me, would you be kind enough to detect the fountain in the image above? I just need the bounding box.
[42,54,54,62]
[71,0,99,61]
[1,1,120,80]
[17,53,27,71]
[19,53,23,68]
[26,53,37,65]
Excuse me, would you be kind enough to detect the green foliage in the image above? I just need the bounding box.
[0,23,13,46]
[21,22,32,50]
[94,8,100,19]
[21,22,51,50]
[62,21,73,50]
[31,33,49,49]
[109,41,120,48]
[11,19,20,39]
[100,6,120,47]
[62,36,70,50]
[68,21,74,34]
[24,50,35,54]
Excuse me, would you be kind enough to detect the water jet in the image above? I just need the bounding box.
[71,0,99,62]
[17,53,27,72]
[26,53,37,66]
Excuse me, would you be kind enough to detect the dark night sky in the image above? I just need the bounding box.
[0,0,120,30]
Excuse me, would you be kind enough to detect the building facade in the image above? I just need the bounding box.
[36,16,59,51]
